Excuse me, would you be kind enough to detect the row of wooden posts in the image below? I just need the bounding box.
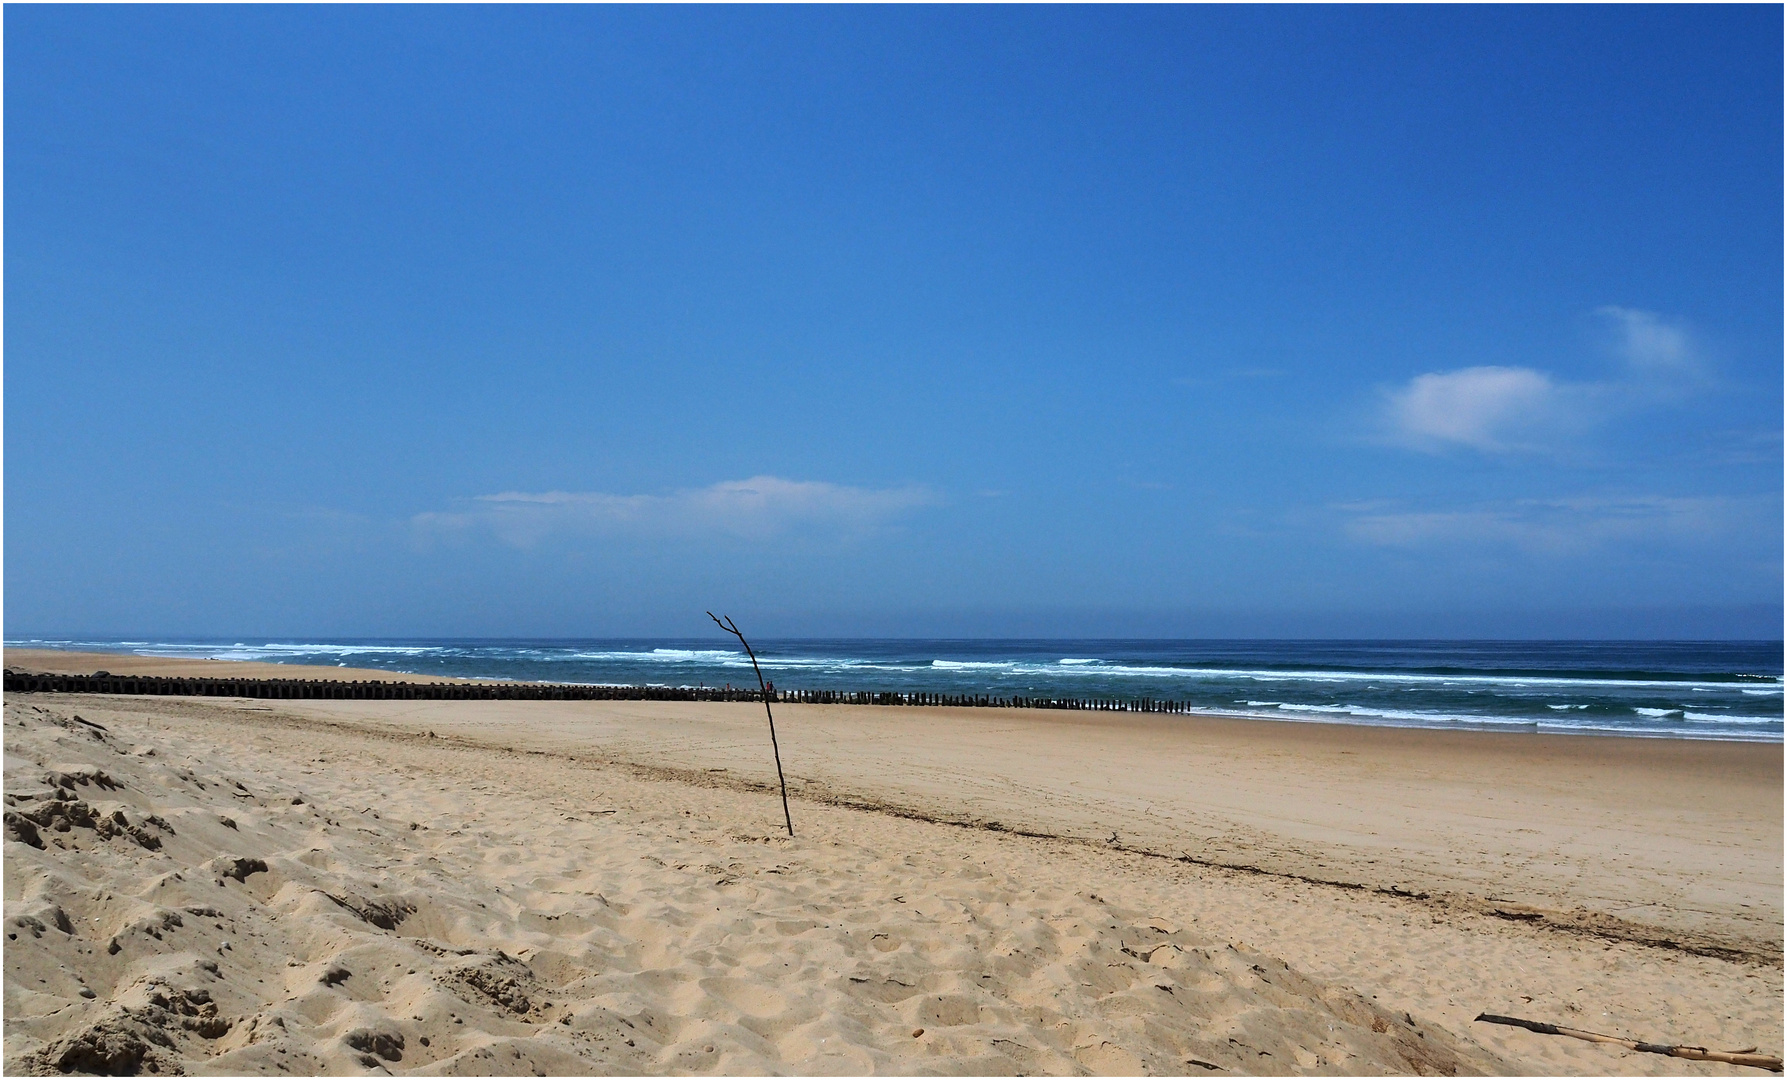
[3,671,1199,713]
[777,687,1198,712]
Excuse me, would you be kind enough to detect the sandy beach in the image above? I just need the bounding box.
[4,651,1780,1075]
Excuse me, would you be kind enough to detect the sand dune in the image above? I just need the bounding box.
[3,678,1780,1074]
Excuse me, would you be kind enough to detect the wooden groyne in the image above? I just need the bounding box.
[3,671,1200,714]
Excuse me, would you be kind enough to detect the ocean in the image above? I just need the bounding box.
[10,637,1781,742]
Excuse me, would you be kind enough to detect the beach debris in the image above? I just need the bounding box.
[321,889,416,931]
[442,951,540,1015]
[43,764,120,790]
[4,810,44,848]
[207,855,268,882]
[5,793,164,850]
[7,905,73,941]
[707,612,795,838]
[33,1017,173,1075]
[344,1026,406,1063]
[1475,1013,1783,1072]
[28,977,234,1075]
[144,984,231,1037]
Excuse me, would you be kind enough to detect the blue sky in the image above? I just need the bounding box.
[6,6,1781,639]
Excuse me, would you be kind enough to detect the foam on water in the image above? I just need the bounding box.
[10,637,1778,742]
[1683,712,1781,725]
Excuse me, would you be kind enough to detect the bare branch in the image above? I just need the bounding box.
[707,612,794,838]
[1475,1015,1781,1072]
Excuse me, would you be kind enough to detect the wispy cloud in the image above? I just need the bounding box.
[415,476,935,548]
[1597,305,1694,372]
[1342,495,1744,555]
[1385,365,1563,452]
[1380,307,1700,454]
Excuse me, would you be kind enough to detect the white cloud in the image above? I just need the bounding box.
[1382,307,1701,454]
[1597,306,1694,371]
[414,476,934,548]
[1384,365,1562,452]
[1343,495,1739,555]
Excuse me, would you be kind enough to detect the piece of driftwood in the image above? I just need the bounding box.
[1475,1013,1782,1072]
[707,612,795,838]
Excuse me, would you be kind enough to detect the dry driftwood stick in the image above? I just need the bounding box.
[707,612,794,838]
[1475,1013,1783,1072]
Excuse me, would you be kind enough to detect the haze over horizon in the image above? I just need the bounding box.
[6,7,1782,641]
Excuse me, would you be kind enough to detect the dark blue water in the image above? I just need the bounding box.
[11,638,1781,742]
